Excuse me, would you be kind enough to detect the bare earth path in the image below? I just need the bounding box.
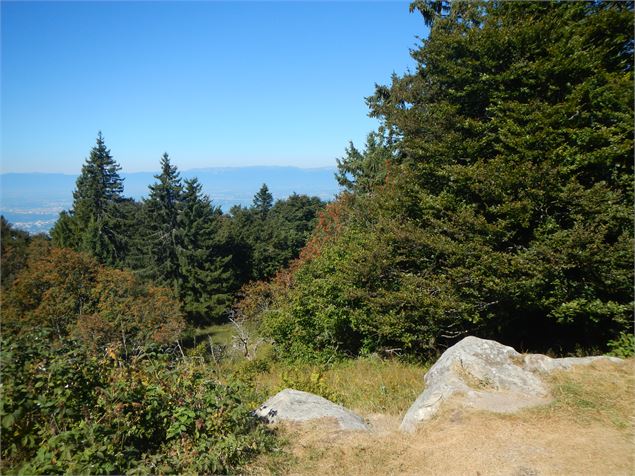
[254,360,634,475]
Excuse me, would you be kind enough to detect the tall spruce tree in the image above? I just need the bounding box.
[52,133,126,265]
[252,183,273,220]
[177,178,234,322]
[249,185,275,280]
[143,153,184,292]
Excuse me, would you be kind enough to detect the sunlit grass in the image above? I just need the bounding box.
[250,355,427,416]
[529,358,635,431]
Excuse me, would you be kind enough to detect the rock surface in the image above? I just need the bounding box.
[255,388,369,431]
[400,336,622,433]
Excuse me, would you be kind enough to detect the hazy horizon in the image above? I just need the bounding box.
[1,165,341,233]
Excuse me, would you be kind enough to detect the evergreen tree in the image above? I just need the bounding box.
[252,184,273,220]
[143,153,184,292]
[73,132,124,224]
[225,192,325,283]
[177,178,235,322]
[257,0,634,358]
[116,198,146,270]
[50,211,81,250]
[222,205,256,285]
[53,133,126,265]
[335,128,398,194]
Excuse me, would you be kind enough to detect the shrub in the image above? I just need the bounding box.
[0,329,277,474]
[608,332,635,359]
[3,247,185,358]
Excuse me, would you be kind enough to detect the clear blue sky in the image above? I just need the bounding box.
[1,1,427,173]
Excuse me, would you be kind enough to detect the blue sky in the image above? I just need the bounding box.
[1,1,427,173]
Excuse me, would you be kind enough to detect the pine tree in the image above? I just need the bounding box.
[61,133,126,265]
[252,183,273,220]
[177,178,235,322]
[73,132,124,224]
[143,153,184,292]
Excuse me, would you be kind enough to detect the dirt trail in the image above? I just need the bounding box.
[277,409,633,476]
[259,360,635,475]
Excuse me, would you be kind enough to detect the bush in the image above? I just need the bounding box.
[0,329,277,474]
[3,247,185,358]
[608,332,635,359]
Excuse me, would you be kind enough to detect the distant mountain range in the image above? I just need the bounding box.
[1,166,341,233]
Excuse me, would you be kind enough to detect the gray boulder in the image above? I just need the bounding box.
[255,388,369,431]
[521,353,622,373]
[400,336,622,433]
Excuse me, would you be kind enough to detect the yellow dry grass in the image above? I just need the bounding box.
[250,358,635,476]
[250,355,427,416]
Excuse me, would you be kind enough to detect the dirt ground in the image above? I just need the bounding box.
[275,411,633,476]
[252,360,635,475]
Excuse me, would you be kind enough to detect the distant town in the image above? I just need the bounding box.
[0,166,339,233]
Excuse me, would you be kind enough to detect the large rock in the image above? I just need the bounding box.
[400,336,622,433]
[255,389,369,431]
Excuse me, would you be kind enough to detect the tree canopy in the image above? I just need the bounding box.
[254,0,634,360]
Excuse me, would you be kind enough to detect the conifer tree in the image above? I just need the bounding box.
[252,183,273,220]
[73,132,124,225]
[143,153,184,292]
[54,133,126,265]
[50,211,81,250]
[177,178,234,321]
[336,128,397,194]
[257,0,634,358]
[249,184,275,280]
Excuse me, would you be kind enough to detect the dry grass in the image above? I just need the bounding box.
[251,359,635,476]
[250,355,427,416]
[531,358,634,430]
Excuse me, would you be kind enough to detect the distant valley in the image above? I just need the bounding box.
[1,166,340,233]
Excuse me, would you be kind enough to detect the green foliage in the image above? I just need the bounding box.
[177,178,235,322]
[335,128,398,194]
[1,216,50,289]
[227,189,326,282]
[50,211,81,251]
[608,332,635,358]
[142,153,184,291]
[52,132,127,266]
[279,369,342,404]
[253,183,273,220]
[3,247,185,355]
[0,329,277,474]
[47,139,324,323]
[140,156,237,323]
[256,0,634,360]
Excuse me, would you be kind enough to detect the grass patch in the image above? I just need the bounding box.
[529,358,634,430]
[251,355,427,416]
[181,322,236,350]
[251,359,634,476]
[193,322,236,344]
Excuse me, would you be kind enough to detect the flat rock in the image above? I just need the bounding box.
[400,336,622,433]
[255,388,369,431]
